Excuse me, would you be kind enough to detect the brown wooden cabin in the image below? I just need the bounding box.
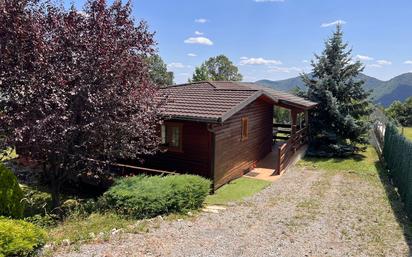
[145,81,317,190]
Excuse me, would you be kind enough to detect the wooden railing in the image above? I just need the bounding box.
[273,123,292,141]
[276,127,308,174]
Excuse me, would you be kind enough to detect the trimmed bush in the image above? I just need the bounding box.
[101,175,211,218]
[0,164,24,218]
[0,217,47,257]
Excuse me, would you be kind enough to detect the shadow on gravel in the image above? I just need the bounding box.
[375,161,412,255]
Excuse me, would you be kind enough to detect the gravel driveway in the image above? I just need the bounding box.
[57,167,411,257]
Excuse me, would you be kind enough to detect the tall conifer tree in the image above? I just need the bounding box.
[302,25,372,156]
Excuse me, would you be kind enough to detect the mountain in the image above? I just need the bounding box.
[256,73,412,107]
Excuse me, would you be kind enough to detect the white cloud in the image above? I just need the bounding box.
[367,64,382,68]
[194,31,204,35]
[302,60,309,63]
[239,57,282,65]
[321,19,346,28]
[167,62,186,69]
[184,37,213,45]
[376,59,392,65]
[405,60,412,64]
[254,0,285,2]
[187,53,197,57]
[195,18,208,23]
[355,55,374,61]
[269,66,301,73]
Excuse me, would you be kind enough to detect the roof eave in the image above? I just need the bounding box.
[220,90,278,123]
[162,114,222,123]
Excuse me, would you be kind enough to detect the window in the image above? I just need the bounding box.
[241,117,248,141]
[161,122,183,152]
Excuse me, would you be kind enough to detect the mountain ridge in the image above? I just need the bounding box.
[256,72,412,107]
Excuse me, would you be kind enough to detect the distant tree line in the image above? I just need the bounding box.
[385,97,412,127]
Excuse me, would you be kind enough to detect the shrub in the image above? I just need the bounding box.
[0,217,47,257]
[24,214,58,228]
[0,164,24,218]
[20,185,52,217]
[100,175,211,218]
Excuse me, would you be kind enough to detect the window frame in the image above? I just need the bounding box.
[160,122,183,153]
[241,117,249,141]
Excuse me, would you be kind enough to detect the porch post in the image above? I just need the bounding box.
[291,109,297,135]
[304,110,310,142]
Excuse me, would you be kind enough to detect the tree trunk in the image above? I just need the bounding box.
[50,176,62,209]
[44,161,64,209]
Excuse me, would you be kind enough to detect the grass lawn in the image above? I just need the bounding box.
[47,213,148,246]
[205,177,271,205]
[402,127,412,140]
[297,146,379,176]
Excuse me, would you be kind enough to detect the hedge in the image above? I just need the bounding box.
[0,164,24,218]
[100,175,211,219]
[0,217,47,257]
[383,123,412,217]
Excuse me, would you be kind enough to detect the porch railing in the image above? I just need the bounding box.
[276,127,308,174]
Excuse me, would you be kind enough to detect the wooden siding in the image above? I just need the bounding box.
[213,98,273,189]
[144,120,213,179]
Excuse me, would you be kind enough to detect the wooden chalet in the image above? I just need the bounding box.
[145,81,317,190]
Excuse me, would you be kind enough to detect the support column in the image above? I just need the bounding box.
[304,110,310,143]
[291,109,297,135]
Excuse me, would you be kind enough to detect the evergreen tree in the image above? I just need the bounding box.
[301,25,372,156]
[190,55,242,82]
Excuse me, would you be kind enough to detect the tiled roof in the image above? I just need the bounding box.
[159,81,317,123]
[238,82,318,110]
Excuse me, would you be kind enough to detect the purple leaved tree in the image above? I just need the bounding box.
[0,0,164,207]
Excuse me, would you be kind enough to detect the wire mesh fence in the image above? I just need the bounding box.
[370,107,412,218]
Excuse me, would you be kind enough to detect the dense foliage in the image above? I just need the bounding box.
[302,25,372,156]
[385,97,412,126]
[383,123,412,219]
[0,217,46,257]
[0,0,164,207]
[101,175,211,218]
[0,164,24,218]
[147,54,174,86]
[190,55,242,82]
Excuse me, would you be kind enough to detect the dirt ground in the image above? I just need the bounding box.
[56,166,412,257]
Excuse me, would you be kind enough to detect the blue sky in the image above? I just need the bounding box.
[71,0,412,84]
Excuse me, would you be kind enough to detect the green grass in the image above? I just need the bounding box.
[47,213,148,246]
[297,146,379,176]
[205,177,271,205]
[401,127,412,140]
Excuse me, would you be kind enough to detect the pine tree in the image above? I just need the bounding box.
[301,25,372,156]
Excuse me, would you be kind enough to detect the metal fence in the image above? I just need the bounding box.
[370,108,412,218]
[382,123,412,217]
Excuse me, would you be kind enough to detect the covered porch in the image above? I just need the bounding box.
[245,103,314,181]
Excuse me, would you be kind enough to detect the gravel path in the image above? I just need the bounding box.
[56,167,411,257]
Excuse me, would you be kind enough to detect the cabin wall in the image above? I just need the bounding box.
[213,98,273,189]
[144,120,213,179]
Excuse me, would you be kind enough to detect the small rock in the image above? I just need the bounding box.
[187,211,193,216]
[62,239,70,246]
[202,208,219,213]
